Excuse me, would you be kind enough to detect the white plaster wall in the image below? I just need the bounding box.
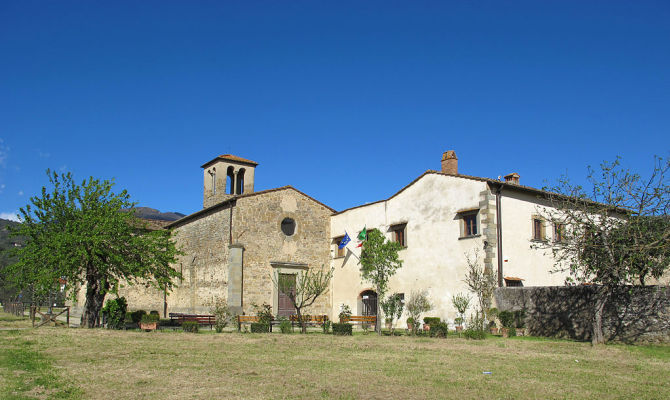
[331,174,490,327]
[498,189,570,286]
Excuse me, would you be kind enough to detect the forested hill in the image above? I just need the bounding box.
[129,207,185,221]
[0,218,23,252]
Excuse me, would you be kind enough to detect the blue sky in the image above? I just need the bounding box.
[1,1,669,220]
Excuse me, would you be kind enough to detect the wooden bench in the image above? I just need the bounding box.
[341,315,377,327]
[289,314,329,327]
[169,313,216,329]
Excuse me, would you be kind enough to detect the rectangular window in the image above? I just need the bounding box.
[333,236,345,258]
[458,210,479,238]
[532,218,544,241]
[389,223,407,247]
[553,223,564,243]
[504,277,524,287]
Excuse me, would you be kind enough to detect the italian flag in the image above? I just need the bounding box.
[356,227,367,248]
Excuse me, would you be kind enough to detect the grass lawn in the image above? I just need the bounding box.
[1,320,669,399]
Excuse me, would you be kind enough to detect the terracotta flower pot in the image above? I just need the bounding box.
[490,327,499,335]
[501,328,509,338]
[455,326,463,333]
[423,324,431,332]
[517,328,526,336]
[139,322,157,331]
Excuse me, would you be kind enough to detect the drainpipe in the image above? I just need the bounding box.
[495,185,504,287]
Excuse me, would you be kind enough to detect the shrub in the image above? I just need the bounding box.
[332,323,353,336]
[498,311,515,328]
[102,297,127,330]
[149,310,160,317]
[423,317,441,326]
[130,310,147,324]
[251,323,269,333]
[322,320,332,334]
[338,304,352,323]
[182,321,199,333]
[141,313,159,324]
[463,328,486,340]
[252,303,274,324]
[209,297,232,333]
[279,319,293,334]
[508,327,517,337]
[158,318,177,327]
[429,322,449,338]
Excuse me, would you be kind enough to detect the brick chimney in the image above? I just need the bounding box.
[441,150,458,174]
[504,172,520,185]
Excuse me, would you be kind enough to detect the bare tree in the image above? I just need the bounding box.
[463,250,496,327]
[271,266,333,334]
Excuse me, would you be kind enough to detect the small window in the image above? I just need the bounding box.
[458,210,479,238]
[553,223,564,243]
[333,236,345,258]
[532,218,545,241]
[281,218,296,236]
[389,223,407,247]
[504,277,524,287]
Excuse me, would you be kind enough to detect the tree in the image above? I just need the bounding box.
[540,156,670,344]
[405,289,432,336]
[272,266,333,334]
[463,250,496,325]
[380,292,404,334]
[360,229,404,334]
[6,170,182,328]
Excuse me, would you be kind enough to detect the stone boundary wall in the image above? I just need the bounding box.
[494,285,670,343]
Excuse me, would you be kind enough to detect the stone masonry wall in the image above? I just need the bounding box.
[233,189,332,316]
[495,286,670,343]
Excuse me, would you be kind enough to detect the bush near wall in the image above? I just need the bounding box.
[332,323,353,336]
[429,322,449,338]
[251,323,269,333]
[182,321,199,333]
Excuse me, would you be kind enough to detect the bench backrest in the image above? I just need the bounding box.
[237,315,260,323]
[289,314,328,323]
[343,315,377,324]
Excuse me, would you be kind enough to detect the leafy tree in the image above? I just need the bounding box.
[463,250,496,325]
[360,229,403,334]
[272,266,333,334]
[540,156,670,344]
[380,292,404,333]
[405,289,432,336]
[451,293,470,327]
[5,170,182,328]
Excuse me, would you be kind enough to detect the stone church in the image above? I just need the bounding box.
[116,154,334,317]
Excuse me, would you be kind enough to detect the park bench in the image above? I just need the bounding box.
[289,314,329,327]
[169,313,216,329]
[341,315,377,328]
[237,315,282,332]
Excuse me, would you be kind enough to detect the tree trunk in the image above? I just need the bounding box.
[376,288,382,336]
[80,272,107,328]
[295,307,307,334]
[591,288,608,345]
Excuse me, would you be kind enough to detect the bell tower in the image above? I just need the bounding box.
[201,154,258,208]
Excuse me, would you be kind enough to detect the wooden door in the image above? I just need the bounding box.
[277,273,296,317]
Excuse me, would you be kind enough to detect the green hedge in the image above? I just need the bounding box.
[463,328,486,340]
[182,321,199,333]
[251,323,269,333]
[423,317,441,326]
[429,322,449,338]
[332,323,352,336]
[279,320,292,334]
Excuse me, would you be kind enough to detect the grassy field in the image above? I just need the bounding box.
[1,313,669,399]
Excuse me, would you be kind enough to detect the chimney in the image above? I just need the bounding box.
[504,172,520,185]
[441,150,458,174]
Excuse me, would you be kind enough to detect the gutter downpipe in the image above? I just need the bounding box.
[495,184,504,287]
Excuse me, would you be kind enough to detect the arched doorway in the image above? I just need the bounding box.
[359,290,377,317]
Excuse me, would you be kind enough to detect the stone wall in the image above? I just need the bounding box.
[494,286,670,343]
[233,189,332,316]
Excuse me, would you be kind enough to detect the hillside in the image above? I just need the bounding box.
[129,207,185,221]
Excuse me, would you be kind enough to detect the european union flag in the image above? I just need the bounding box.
[338,232,351,249]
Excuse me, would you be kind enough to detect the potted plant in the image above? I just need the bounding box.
[139,313,159,331]
[498,310,515,338]
[406,317,415,331]
[423,317,440,332]
[338,304,352,323]
[487,307,499,334]
[454,317,464,333]
[451,293,470,334]
[514,310,527,336]
[488,320,499,335]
